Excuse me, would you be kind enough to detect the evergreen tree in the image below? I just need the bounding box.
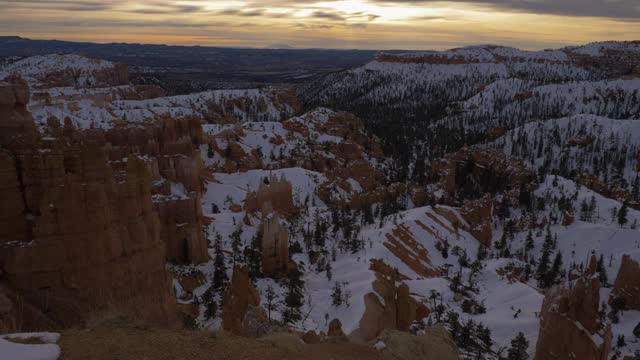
[282,267,305,324]
[632,175,640,201]
[589,196,597,221]
[204,297,217,320]
[264,285,278,322]
[331,282,343,306]
[247,234,262,281]
[477,323,493,349]
[536,227,554,288]
[609,296,626,324]
[548,252,563,286]
[230,224,244,265]
[524,230,534,256]
[212,233,228,290]
[363,203,374,225]
[507,332,529,360]
[618,202,628,227]
[580,198,590,222]
[596,254,608,285]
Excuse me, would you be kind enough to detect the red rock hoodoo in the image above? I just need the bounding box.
[610,255,640,311]
[352,264,430,342]
[534,276,612,360]
[259,204,290,277]
[222,267,261,334]
[245,173,296,217]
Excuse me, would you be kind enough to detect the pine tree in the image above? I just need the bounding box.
[204,297,217,320]
[548,252,563,286]
[363,203,374,225]
[212,233,228,290]
[580,198,590,222]
[264,285,278,322]
[618,202,628,227]
[632,175,640,201]
[507,332,529,360]
[524,230,534,256]
[247,234,262,281]
[331,282,343,306]
[230,224,244,265]
[282,267,305,324]
[589,196,597,221]
[536,227,554,288]
[596,254,607,285]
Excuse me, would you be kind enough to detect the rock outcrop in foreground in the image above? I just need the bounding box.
[534,275,612,360]
[0,140,178,330]
[0,74,212,331]
[374,325,459,360]
[222,267,261,334]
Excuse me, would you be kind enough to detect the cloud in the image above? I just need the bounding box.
[220,8,277,17]
[129,3,207,14]
[0,0,118,11]
[373,0,640,20]
[311,11,345,20]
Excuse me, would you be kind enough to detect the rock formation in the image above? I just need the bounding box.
[154,194,208,265]
[352,266,430,342]
[610,255,640,310]
[433,198,493,247]
[328,318,346,337]
[0,77,36,147]
[534,276,612,360]
[222,267,261,334]
[432,147,533,197]
[0,147,177,330]
[245,174,296,217]
[259,204,290,277]
[458,195,493,247]
[0,76,218,331]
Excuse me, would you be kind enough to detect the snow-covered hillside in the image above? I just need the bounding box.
[0,54,117,87]
[488,114,640,189]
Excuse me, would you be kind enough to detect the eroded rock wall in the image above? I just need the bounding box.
[534,276,611,360]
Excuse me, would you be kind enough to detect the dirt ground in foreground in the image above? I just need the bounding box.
[59,320,396,360]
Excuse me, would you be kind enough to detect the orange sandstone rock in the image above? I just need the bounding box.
[610,255,640,311]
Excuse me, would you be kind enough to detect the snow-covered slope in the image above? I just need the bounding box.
[0,54,121,88]
[488,114,640,188]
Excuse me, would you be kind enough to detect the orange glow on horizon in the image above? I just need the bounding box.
[0,0,638,50]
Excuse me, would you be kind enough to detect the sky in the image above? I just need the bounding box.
[0,0,639,50]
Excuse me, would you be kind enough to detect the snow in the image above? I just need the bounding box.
[373,340,386,350]
[0,333,61,360]
[0,54,114,87]
[382,45,570,64]
[611,310,640,356]
[203,168,327,214]
[569,41,640,57]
